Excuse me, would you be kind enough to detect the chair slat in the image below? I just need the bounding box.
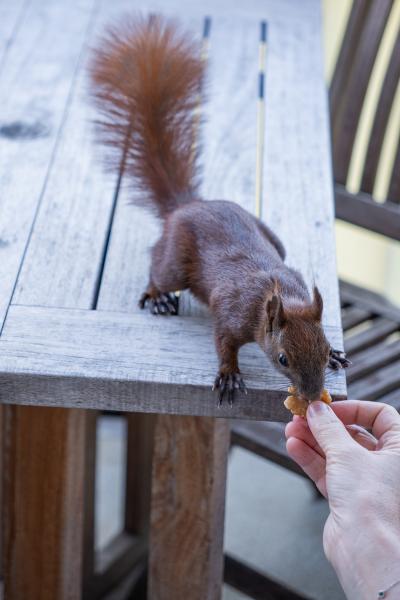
[230,421,306,477]
[348,358,400,400]
[361,30,400,195]
[344,317,399,354]
[339,280,400,321]
[331,0,393,184]
[335,183,400,241]
[224,555,311,600]
[330,0,369,127]
[346,339,400,382]
[341,305,371,330]
[388,139,400,202]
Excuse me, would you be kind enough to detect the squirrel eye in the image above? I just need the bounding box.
[278,353,288,367]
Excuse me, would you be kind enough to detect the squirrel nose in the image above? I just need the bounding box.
[306,393,321,403]
[298,386,323,404]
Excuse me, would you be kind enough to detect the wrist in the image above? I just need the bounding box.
[331,517,400,600]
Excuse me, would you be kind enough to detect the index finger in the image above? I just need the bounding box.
[330,400,400,439]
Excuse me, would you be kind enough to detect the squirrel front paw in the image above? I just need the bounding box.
[329,347,351,370]
[139,291,179,315]
[213,371,247,407]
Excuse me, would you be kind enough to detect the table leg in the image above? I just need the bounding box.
[148,415,230,600]
[2,405,87,600]
[0,405,3,581]
[125,413,155,537]
[82,411,98,596]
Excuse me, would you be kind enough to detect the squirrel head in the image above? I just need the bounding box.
[265,286,330,401]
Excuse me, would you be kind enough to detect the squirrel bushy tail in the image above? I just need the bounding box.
[89,15,205,218]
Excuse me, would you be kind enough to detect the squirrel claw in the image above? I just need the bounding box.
[138,292,149,309]
[213,372,247,406]
[329,347,351,370]
[139,291,179,315]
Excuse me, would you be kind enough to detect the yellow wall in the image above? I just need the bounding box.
[322,0,400,306]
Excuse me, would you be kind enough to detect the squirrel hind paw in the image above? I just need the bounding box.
[138,291,179,315]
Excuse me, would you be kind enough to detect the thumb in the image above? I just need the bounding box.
[307,401,354,455]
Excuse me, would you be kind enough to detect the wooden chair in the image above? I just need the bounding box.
[228,1,400,596]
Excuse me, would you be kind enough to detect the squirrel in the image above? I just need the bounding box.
[89,14,349,405]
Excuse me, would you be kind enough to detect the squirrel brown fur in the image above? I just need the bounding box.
[89,14,349,405]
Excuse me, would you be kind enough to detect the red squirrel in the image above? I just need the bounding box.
[89,15,349,405]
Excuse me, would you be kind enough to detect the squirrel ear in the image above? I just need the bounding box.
[266,295,286,332]
[312,286,323,321]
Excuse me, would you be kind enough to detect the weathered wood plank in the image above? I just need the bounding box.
[12,1,139,310]
[94,13,205,315]
[149,416,229,600]
[2,405,87,600]
[0,0,29,72]
[0,305,346,419]
[263,3,342,330]
[0,0,96,329]
[201,15,258,211]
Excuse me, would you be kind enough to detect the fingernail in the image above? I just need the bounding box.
[308,401,329,416]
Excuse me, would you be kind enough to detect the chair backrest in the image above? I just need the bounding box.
[330,0,400,240]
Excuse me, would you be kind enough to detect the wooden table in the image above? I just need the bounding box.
[0,0,346,598]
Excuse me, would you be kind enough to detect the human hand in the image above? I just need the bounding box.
[285,400,400,600]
